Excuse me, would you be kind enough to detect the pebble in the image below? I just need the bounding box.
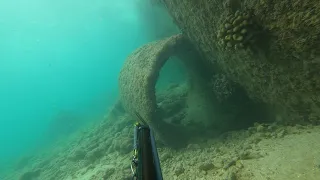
[256,125,264,132]
[225,170,237,180]
[160,152,172,162]
[276,129,286,138]
[295,124,304,129]
[251,137,262,144]
[315,158,320,169]
[187,144,201,150]
[247,127,256,134]
[199,162,215,171]
[224,158,237,170]
[267,124,277,131]
[174,164,185,176]
[235,161,244,169]
[104,167,115,177]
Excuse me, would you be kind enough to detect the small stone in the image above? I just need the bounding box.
[256,125,264,132]
[232,34,238,40]
[253,122,260,127]
[187,143,201,150]
[233,16,242,25]
[316,160,320,169]
[295,124,304,129]
[235,161,244,169]
[201,170,207,175]
[240,151,263,160]
[251,137,262,144]
[224,159,237,170]
[174,165,185,176]
[235,35,243,41]
[276,129,286,138]
[239,151,250,160]
[160,152,172,162]
[233,26,240,32]
[240,29,247,34]
[214,161,224,168]
[264,132,272,138]
[241,20,248,26]
[225,23,232,30]
[267,124,276,131]
[248,127,256,134]
[243,13,250,19]
[199,162,215,171]
[225,35,232,40]
[234,43,243,50]
[242,144,252,151]
[225,171,237,180]
[235,10,240,17]
[226,15,233,21]
[104,167,115,177]
[234,44,240,50]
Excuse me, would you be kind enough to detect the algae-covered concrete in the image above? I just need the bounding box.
[118,34,214,147]
[161,0,320,124]
[118,32,233,147]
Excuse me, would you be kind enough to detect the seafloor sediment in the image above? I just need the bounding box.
[2,86,320,180]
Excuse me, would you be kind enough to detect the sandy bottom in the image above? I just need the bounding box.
[2,121,320,180]
[240,129,320,180]
[160,124,320,180]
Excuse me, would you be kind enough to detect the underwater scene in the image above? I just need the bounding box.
[1,0,320,179]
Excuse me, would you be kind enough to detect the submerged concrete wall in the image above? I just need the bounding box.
[118,34,222,147]
[160,0,320,124]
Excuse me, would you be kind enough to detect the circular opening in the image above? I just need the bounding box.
[155,56,189,126]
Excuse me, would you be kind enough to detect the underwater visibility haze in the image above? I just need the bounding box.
[1,0,320,180]
[0,0,175,170]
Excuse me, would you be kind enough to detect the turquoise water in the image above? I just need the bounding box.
[0,0,178,171]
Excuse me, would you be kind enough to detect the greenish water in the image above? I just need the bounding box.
[0,0,178,173]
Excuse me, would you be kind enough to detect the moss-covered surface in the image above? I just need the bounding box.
[118,34,197,148]
[161,0,320,124]
[118,32,271,147]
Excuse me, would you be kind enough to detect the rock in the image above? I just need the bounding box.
[256,125,264,132]
[174,164,185,176]
[239,150,263,160]
[247,127,256,134]
[160,152,172,162]
[264,132,272,138]
[225,170,237,180]
[239,151,250,160]
[85,147,104,163]
[213,160,224,169]
[276,129,286,138]
[187,144,201,150]
[267,124,277,131]
[103,167,115,178]
[224,158,237,170]
[251,136,262,144]
[68,149,86,162]
[19,169,41,180]
[295,124,304,129]
[119,139,132,154]
[235,161,244,169]
[199,162,215,171]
